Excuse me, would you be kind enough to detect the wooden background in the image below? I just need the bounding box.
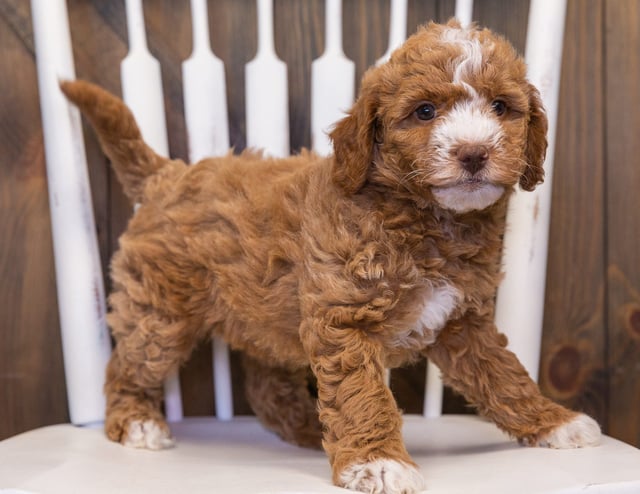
[1,0,639,448]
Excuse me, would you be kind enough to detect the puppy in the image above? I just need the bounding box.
[61,20,600,494]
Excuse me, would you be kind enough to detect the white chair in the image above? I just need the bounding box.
[1,0,639,493]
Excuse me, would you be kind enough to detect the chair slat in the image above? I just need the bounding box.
[121,0,169,157]
[494,0,568,382]
[182,0,233,420]
[212,338,234,420]
[183,0,230,160]
[424,360,444,418]
[245,0,289,157]
[31,0,111,425]
[182,0,234,420]
[121,0,183,421]
[311,0,355,155]
[455,0,474,28]
[377,0,408,65]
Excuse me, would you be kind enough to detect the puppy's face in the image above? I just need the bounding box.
[331,21,547,214]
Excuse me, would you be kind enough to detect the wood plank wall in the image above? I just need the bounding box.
[1,0,638,448]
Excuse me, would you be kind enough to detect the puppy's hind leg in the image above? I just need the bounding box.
[243,355,323,449]
[105,292,202,450]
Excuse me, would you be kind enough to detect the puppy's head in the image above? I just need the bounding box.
[331,21,547,214]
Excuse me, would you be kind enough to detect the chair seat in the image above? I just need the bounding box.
[1,415,639,494]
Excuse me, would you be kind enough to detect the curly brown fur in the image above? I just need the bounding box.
[60,20,600,494]
[243,355,322,449]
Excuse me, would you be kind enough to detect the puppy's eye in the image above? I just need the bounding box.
[491,99,507,116]
[415,103,437,121]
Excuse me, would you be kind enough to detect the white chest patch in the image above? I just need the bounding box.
[418,283,462,340]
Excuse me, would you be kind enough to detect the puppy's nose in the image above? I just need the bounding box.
[457,144,489,175]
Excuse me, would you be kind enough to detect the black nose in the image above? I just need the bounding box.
[457,144,489,175]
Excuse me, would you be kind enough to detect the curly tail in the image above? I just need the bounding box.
[60,79,167,204]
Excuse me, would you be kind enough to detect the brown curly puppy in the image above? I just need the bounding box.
[61,20,600,494]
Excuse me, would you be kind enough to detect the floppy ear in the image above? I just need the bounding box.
[330,74,379,194]
[520,83,548,191]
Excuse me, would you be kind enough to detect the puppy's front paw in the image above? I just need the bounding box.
[539,413,601,449]
[339,459,425,494]
[123,419,175,450]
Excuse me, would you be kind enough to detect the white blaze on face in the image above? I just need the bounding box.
[431,99,504,165]
[436,27,503,153]
[427,27,506,213]
[440,26,485,87]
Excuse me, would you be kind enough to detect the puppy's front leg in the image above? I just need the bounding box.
[426,314,601,448]
[301,318,425,494]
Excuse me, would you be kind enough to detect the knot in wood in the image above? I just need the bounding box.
[548,345,581,395]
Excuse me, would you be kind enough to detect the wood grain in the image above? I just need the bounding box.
[0,4,68,438]
[274,0,323,152]
[209,0,258,151]
[604,0,640,447]
[538,0,608,426]
[474,0,530,54]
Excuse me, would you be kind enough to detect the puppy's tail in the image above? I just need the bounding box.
[60,79,167,204]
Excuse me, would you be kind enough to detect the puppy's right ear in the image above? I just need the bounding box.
[330,74,379,194]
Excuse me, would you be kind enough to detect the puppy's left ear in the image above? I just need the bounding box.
[330,71,380,194]
[520,83,548,191]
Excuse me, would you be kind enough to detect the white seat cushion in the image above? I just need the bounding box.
[1,415,639,493]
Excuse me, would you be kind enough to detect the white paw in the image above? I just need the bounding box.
[123,419,175,450]
[539,413,601,448]
[339,459,426,494]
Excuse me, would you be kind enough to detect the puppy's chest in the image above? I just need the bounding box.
[411,282,463,345]
[395,233,493,346]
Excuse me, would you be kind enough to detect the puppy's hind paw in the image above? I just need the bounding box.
[123,419,175,450]
[339,459,426,494]
[539,413,601,449]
